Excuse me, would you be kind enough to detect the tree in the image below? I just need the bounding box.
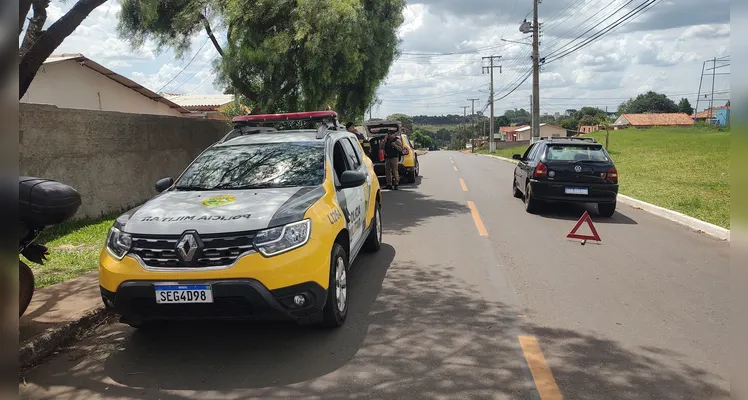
[617,91,679,114]
[19,0,108,98]
[387,113,413,133]
[118,0,405,120]
[496,115,511,127]
[504,108,530,125]
[678,98,694,115]
[560,118,579,131]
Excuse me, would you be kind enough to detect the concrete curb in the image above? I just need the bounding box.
[474,152,730,241]
[20,305,108,369]
[616,195,730,241]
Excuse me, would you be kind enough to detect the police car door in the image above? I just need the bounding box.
[336,138,367,251]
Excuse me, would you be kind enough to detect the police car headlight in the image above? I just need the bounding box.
[254,219,311,257]
[106,226,132,260]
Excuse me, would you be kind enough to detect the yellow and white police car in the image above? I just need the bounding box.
[99,111,382,328]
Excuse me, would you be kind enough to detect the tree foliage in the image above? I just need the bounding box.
[617,91,679,114]
[386,113,413,132]
[118,0,405,120]
[503,108,530,125]
[678,98,694,115]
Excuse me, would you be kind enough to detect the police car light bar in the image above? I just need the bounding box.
[232,110,338,123]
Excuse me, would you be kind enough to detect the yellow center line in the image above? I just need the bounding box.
[518,336,563,400]
[466,201,488,236]
[459,178,468,192]
[453,166,459,172]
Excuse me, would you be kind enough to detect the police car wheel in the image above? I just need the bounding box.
[363,204,382,252]
[322,243,348,327]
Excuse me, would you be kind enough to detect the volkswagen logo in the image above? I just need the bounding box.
[176,231,202,263]
[574,165,582,173]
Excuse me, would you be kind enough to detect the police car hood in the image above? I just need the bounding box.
[122,186,326,235]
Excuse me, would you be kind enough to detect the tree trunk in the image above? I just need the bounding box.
[199,13,224,57]
[20,0,33,34]
[19,0,50,58]
[19,0,107,99]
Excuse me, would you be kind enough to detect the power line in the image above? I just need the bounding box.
[385,60,481,84]
[185,71,216,94]
[544,0,638,60]
[544,0,662,64]
[156,38,211,93]
[169,54,220,93]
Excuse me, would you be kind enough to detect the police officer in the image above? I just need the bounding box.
[346,122,366,141]
[382,130,403,190]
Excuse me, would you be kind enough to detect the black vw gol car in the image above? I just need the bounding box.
[511,138,619,217]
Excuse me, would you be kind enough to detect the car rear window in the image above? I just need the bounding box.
[175,142,325,190]
[367,125,399,136]
[545,144,609,162]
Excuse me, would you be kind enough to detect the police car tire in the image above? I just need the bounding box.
[363,204,382,252]
[322,243,348,328]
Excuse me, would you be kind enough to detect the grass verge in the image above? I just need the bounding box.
[22,215,116,288]
[477,127,730,228]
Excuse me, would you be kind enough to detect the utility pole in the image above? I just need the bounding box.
[482,56,502,152]
[467,98,479,152]
[461,105,469,150]
[709,56,717,113]
[531,0,541,143]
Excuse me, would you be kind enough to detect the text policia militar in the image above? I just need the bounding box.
[140,214,252,223]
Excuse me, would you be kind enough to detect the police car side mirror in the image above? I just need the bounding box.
[155,177,174,193]
[338,170,366,189]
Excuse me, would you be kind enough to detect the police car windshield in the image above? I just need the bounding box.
[175,142,325,190]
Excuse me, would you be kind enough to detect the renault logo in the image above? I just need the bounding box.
[176,231,201,262]
[574,165,582,173]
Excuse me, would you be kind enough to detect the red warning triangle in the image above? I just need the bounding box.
[567,211,601,241]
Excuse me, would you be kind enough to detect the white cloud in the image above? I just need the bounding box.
[373,2,731,118]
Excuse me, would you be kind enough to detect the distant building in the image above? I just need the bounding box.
[511,124,567,141]
[693,105,730,126]
[612,113,694,129]
[21,53,190,117]
[579,125,602,134]
[501,125,527,142]
[165,94,246,120]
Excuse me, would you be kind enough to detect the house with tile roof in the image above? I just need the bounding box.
[612,113,694,129]
[20,54,191,117]
[164,94,249,120]
[693,104,730,126]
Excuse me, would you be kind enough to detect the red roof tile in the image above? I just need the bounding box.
[621,113,694,126]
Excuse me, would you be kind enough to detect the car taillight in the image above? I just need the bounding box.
[533,162,548,178]
[607,167,618,183]
[378,149,385,161]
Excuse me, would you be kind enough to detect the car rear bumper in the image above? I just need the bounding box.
[530,180,618,203]
[101,279,327,323]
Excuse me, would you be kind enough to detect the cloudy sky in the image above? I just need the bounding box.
[34,0,730,118]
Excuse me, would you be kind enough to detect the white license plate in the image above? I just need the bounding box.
[154,284,214,304]
[565,187,589,195]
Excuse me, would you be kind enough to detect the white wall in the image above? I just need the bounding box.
[514,125,567,140]
[541,125,567,137]
[21,60,183,117]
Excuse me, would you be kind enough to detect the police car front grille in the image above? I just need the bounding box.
[130,232,257,268]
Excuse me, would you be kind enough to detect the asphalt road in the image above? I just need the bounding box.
[20,150,729,400]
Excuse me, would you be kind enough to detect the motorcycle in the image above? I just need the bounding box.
[19,177,81,317]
